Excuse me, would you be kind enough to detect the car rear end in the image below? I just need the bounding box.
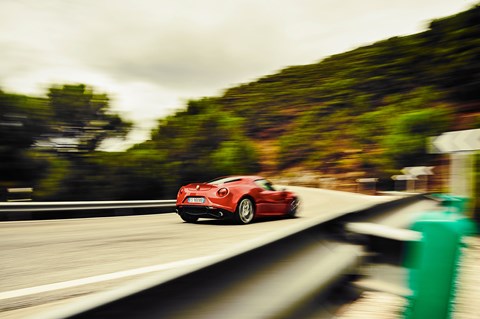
[176,183,236,220]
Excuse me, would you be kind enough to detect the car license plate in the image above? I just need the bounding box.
[188,197,205,203]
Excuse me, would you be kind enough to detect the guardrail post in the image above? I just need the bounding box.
[403,197,477,319]
[356,178,378,195]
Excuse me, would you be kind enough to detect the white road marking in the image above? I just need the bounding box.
[0,256,214,300]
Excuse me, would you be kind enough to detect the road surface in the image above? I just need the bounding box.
[0,187,399,318]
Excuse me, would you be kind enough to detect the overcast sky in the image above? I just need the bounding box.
[0,0,477,147]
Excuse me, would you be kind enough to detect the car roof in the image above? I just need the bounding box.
[229,175,264,181]
[229,175,262,179]
[208,175,265,184]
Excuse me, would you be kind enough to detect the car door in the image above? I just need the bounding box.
[254,179,287,215]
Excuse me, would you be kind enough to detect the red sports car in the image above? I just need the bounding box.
[176,176,299,224]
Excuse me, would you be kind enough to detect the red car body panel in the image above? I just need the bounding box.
[176,176,297,220]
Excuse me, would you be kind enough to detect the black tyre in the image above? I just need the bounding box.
[287,198,299,218]
[179,212,198,223]
[235,198,255,224]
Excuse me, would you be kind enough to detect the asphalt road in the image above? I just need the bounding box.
[0,187,395,318]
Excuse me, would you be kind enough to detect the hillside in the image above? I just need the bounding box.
[143,4,479,191]
[218,4,480,137]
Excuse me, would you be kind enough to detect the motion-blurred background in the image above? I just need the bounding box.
[0,1,479,219]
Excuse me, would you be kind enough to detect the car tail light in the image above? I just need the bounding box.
[178,188,184,196]
[217,188,228,197]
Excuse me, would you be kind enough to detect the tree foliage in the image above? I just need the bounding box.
[0,92,50,184]
[46,84,132,153]
[136,98,260,194]
[0,84,132,199]
[383,107,452,168]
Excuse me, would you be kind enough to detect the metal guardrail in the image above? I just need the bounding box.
[0,200,177,221]
[32,194,431,319]
[0,200,176,212]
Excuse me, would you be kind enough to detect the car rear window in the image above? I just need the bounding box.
[208,177,242,185]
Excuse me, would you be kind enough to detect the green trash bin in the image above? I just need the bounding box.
[403,209,477,319]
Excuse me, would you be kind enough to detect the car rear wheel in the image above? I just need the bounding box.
[235,198,255,224]
[287,198,299,218]
[179,212,198,223]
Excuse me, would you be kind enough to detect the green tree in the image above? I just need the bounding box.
[210,140,259,176]
[47,84,132,152]
[144,98,260,190]
[0,91,50,186]
[383,107,452,168]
